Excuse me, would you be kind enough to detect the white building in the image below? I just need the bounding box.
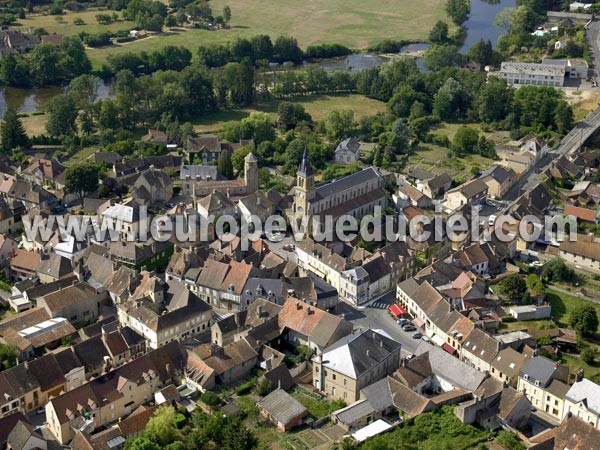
[500,62,565,87]
[564,378,600,428]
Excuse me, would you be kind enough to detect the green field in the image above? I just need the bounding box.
[191,93,386,133]
[18,0,448,67]
[546,289,600,333]
[17,10,134,36]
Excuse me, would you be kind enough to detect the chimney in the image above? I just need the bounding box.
[296,302,302,310]
[366,349,371,358]
[379,339,383,348]
[306,306,312,315]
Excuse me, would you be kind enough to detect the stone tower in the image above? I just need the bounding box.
[295,145,315,218]
[244,152,259,193]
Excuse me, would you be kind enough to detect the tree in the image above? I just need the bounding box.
[65,163,99,204]
[423,45,461,71]
[541,258,574,283]
[0,344,17,371]
[218,150,234,179]
[0,107,29,151]
[496,274,529,303]
[446,0,470,25]
[231,145,253,174]
[223,5,231,23]
[46,94,78,136]
[221,420,255,450]
[200,391,221,407]
[124,437,160,450]
[570,304,599,337]
[526,274,545,298]
[255,378,273,396]
[325,108,355,140]
[451,126,479,154]
[429,20,449,44]
[165,14,177,28]
[581,347,596,365]
[145,406,177,446]
[273,36,303,63]
[467,39,494,66]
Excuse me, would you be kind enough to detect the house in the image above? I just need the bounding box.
[118,276,212,349]
[481,166,512,199]
[564,204,599,224]
[6,420,47,450]
[140,129,168,145]
[0,197,18,235]
[131,169,173,205]
[278,298,353,353]
[461,328,500,374]
[419,173,452,199]
[490,347,529,386]
[238,191,274,224]
[101,202,143,240]
[257,389,308,431]
[296,238,352,292]
[503,152,536,177]
[108,239,173,272]
[453,242,500,275]
[180,165,220,196]
[553,414,600,449]
[219,260,262,311]
[509,304,552,321]
[395,182,432,209]
[21,158,66,190]
[45,341,186,445]
[35,253,73,284]
[0,235,17,277]
[517,356,570,419]
[559,234,600,274]
[195,191,236,218]
[182,152,258,198]
[445,179,488,211]
[10,250,41,282]
[334,138,361,163]
[563,378,600,428]
[37,282,104,324]
[198,338,258,385]
[0,364,41,418]
[312,329,402,402]
[186,135,222,163]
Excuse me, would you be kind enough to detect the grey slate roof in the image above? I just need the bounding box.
[314,167,380,201]
[258,389,307,425]
[519,356,557,388]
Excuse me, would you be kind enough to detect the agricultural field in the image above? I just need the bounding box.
[17,0,448,66]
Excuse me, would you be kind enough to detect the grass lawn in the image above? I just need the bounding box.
[20,114,47,136]
[73,0,448,66]
[16,10,134,37]
[545,288,600,333]
[192,93,386,133]
[406,142,496,180]
[290,386,344,419]
[63,146,101,167]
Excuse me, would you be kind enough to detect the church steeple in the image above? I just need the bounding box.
[298,145,313,177]
[294,144,315,218]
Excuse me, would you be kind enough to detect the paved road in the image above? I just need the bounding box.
[336,291,422,355]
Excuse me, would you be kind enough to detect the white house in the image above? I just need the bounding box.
[334,138,361,163]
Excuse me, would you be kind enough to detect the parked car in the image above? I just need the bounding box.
[283,244,296,251]
[403,325,416,332]
[421,335,432,343]
[412,332,423,339]
[397,318,409,325]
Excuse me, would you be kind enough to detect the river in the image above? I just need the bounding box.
[0,0,516,118]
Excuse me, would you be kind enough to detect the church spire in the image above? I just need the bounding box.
[298,144,313,177]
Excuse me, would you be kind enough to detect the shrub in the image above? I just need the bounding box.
[582,347,596,365]
[235,380,255,396]
[172,413,186,429]
[200,391,221,407]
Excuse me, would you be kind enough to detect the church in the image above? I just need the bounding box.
[292,147,387,222]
